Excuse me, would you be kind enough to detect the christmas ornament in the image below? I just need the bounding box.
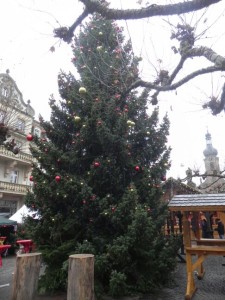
[99,32,103,35]
[29,175,34,181]
[74,116,81,122]
[79,87,87,94]
[55,175,61,182]
[161,175,166,181]
[127,120,135,127]
[97,46,103,51]
[94,161,100,168]
[135,166,140,171]
[26,134,33,141]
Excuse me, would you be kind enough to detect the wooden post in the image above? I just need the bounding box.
[183,212,191,248]
[11,253,42,300]
[67,254,94,300]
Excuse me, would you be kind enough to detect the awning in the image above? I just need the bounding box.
[0,216,17,226]
[9,205,39,223]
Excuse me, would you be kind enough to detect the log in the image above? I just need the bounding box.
[11,252,42,300]
[67,254,94,300]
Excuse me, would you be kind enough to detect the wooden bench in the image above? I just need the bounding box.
[185,245,225,300]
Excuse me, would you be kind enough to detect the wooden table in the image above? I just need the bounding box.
[16,239,33,253]
[185,244,225,300]
[0,245,11,267]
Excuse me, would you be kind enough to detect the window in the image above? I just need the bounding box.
[15,118,25,132]
[0,110,6,123]
[2,87,8,97]
[33,127,41,137]
[210,162,214,170]
[15,140,22,148]
[10,171,18,183]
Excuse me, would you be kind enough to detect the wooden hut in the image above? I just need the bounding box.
[168,193,225,300]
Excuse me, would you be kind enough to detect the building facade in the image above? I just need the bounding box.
[0,71,42,216]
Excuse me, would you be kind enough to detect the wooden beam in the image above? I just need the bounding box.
[169,206,225,212]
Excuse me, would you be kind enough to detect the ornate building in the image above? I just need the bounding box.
[0,70,42,216]
[199,131,225,192]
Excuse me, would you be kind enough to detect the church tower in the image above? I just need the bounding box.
[200,131,225,192]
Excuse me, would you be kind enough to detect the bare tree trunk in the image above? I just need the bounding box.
[67,254,94,300]
[11,253,42,300]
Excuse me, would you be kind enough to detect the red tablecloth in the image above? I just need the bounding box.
[16,239,33,253]
[0,245,11,267]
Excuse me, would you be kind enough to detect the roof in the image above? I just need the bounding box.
[168,193,225,211]
[9,205,39,223]
[162,177,202,194]
[0,216,17,226]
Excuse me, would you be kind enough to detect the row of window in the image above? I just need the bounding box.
[0,110,41,136]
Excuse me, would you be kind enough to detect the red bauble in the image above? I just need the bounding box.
[55,175,61,182]
[161,176,166,181]
[134,166,140,171]
[26,134,33,141]
[94,162,100,168]
[29,175,34,181]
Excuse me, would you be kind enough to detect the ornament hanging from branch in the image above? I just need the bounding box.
[55,175,61,182]
[79,87,87,94]
[93,161,100,168]
[26,134,33,141]
[74,116,81,123]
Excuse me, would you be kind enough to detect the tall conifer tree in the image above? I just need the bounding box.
[25,14,180,297]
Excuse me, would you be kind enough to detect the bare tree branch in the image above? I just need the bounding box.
[188,46,225,67]
[80,0,221,20]
[126,65,223,93]
[54,8,89,42]
[56,0,221,42]
[167,56,187,85]
[54,0,225,115]
[203,83,225,114]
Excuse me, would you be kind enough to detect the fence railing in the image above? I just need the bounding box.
[0,181,32,194]
[0,145,35,164]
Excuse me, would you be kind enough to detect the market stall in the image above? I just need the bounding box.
[168,193,225,300]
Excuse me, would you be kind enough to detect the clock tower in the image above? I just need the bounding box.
[200,131,225,192]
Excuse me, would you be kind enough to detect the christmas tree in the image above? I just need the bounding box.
[25,14,180,297]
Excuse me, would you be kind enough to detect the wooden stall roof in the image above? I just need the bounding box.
[168,193,225,212]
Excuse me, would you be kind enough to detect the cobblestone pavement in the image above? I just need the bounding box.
[1,254,225,300]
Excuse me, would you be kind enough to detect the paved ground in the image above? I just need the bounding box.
[1,253,225,299]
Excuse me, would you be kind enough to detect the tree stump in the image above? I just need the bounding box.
[11,252,42,300]
[67,254,94,300]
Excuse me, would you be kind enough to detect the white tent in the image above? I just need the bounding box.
[9,205,39,223]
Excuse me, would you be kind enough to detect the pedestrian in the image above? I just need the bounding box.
[214,218,225,239]
[201,218,208,238]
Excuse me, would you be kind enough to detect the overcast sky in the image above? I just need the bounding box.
[1,0,225,184]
